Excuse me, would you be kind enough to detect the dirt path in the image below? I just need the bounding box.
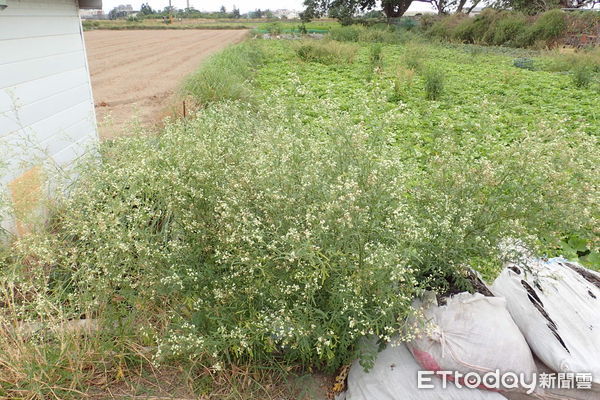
[84,30,248,139]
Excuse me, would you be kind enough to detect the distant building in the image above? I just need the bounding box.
[108,4,137,19]
[272,9,299,19]
[0,0,101,236]
[115,4,133,12]
[80,8,105,19]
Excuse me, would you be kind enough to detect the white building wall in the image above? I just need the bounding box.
[0,0,99,235]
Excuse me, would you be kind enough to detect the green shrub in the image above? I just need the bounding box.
[464,10,507,44]
[266,22,283,35]
[452,18,479,43]
[521,9,567,47]
[428,14,467,41]
[534,9,567,41]
[424,66,445,100]
[295,40,357,64]
[419,14,439,31]
[487,13,528,46]
[427,8,568,49]
[572,65,593,88]
[183,41,265,104]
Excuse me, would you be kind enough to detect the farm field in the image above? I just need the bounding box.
[84,29,248,139]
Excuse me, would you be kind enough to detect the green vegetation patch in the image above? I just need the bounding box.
[1,36,598,397]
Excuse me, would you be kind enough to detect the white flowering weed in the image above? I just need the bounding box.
[3,95,597,375]
[0,40,597,393]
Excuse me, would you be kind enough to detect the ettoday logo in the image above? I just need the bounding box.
[417,370,593,394]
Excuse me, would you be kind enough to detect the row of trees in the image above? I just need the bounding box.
[302,0,599,21]
[109,3,251,20]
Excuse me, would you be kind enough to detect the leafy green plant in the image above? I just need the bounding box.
[530,9,567,42]
[423,66,445,100]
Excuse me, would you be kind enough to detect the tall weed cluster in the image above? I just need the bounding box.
[428,9,568,48]
[3,97,597,382]
[1,38,599,396]
[328,25,412,44]
[423,67,445,100]
[183,40,264,105]
[295,40,357,64]
[369,43,383,70]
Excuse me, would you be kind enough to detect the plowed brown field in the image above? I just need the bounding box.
[84,30,248,139]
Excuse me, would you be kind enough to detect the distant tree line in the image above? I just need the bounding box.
[108,3,282,20]
[301,0,599,23]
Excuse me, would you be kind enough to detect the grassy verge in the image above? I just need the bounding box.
[182,41,266,105]
[0,35,598,398]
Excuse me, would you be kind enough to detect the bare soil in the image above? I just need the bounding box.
[84,30,249,139]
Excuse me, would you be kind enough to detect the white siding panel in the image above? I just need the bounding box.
[51,134,96,165]
[0,83,91,137]
[0,67,89,113]
[0,34,84,66]
[0,0,76,20]
[1,101,95,164]
[42,119,96,157]
[0,16,81,40]
[0,0,99,235]
[3,0,74,11]
[0,51,86,88]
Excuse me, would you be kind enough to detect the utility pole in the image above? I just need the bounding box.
[186,0,190,9]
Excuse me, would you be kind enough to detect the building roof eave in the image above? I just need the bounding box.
[78,0,102,10]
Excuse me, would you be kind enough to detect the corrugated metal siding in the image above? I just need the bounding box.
[0,0,99,234]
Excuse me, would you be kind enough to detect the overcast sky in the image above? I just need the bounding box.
[102,0,437,14]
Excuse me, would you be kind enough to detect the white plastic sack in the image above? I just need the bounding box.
[492,258,600,385]
[342,340,508,400]
[407,291,538,393]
